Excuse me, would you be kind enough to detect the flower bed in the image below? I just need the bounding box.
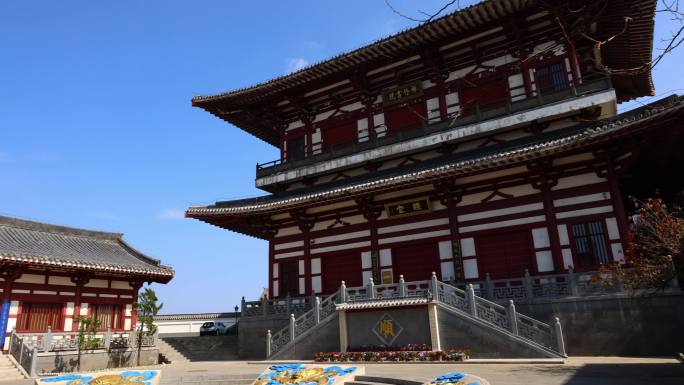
[347,344,431,352]
[314,349,469,362]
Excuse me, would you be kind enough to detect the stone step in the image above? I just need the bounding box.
[160,375,257,385]
[0,353,25,380]
[159,336,239,362]
[354,376,423,385]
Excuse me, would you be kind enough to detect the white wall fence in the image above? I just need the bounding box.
[153,312,239,337]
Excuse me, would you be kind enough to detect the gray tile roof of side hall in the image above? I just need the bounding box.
[0,215,174,280]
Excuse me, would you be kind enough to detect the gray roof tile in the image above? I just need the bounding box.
[0,216,174,281]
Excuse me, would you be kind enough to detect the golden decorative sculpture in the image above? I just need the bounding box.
[255,367,338,385]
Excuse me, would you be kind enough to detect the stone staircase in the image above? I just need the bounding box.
[158,335,239,363]
[157,338,190,364]
[0,352,27,382]
[267,274,567,359]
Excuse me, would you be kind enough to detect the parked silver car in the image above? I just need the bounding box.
[199,321,228,336]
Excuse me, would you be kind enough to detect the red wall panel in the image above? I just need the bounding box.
[392,242,440,282]
[386,101,427,134]
[323,121,357,151]
[475,230,534,279]
[322,253,362,293]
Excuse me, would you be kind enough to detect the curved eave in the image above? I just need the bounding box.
[192,0,656,117]
[191,0,527,106]
[0,253,175,284]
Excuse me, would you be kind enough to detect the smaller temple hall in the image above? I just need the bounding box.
[0,215,174,349]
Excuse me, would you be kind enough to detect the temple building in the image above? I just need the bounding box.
[186,0,682,302]
[0,215,174,348]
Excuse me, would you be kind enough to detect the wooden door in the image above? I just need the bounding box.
[460,78,509,115]
[386,101,427,134]
[279,261,299,297]
[392,242,440,282]
[322,253,362,293]
[475,231,534,279]
[287,136,306,161]
[322,121,357,152]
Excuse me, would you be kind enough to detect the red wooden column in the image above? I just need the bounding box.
[268,240,275,298]
[606,160,633,260]
[290,210,314,295]
[1,269,20,302]
[356,195,382,282]
[530,164,565,273]
[435,179,464,283]
[129,281,143,330]
[70,275,90,331]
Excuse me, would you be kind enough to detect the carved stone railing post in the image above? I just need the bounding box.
[104,328,112,351]
[17,333,24,364]
[9,327,15,354]
[339,281,347,303]
[568,267,578,296]
[367,278,376,300]
[508,300,518,335]
[553,317,566,357]
[466,284,477,316]
[261,297,268,319]
[289,313,295,342]
[398,275,406,298]
[430,272,438,301]
[314,297,321,325]
[286,293,292,316]
[266,329,271,357]
[524,269,533,303]
[44,325,53,352]
[485,273,493,299]
[29,346,38,377]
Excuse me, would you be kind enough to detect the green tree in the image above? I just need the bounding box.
[75,316,101,372]
[134,287,163,366]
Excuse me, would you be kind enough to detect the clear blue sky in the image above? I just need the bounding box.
[1,1,682,314]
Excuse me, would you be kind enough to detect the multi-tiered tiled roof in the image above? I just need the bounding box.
[187,95,684,238]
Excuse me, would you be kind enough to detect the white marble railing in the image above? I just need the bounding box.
[265,274,567,358]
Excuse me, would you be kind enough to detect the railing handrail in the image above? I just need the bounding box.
[256,76,613,177]
[267,290,340,357]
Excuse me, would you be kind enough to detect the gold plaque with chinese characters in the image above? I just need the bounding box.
[382,81,423,106]
[385,197,431,218]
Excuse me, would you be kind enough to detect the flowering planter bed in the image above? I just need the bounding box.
[314,349,469,362]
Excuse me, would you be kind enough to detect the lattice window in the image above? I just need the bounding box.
[571,221,610,267]
[535,62,569,94]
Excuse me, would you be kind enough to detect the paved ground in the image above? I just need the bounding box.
[5,357,683,385]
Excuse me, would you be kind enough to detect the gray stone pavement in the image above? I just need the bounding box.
[5,357,683,385]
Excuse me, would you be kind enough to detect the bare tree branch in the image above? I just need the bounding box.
[385,0,461,24]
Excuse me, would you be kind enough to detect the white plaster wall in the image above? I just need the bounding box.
[463,259,479,279]
[48,276,75,286]
[311,276,322,293]
[438,241,453,260]
[111,281,132,290]
[379,249,392,267]
[361,252,372,269]
[311,258,321,275]
[16,274,44,284]
[85,279,108,288]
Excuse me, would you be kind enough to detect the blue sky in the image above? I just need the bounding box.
[1,1,682,314]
